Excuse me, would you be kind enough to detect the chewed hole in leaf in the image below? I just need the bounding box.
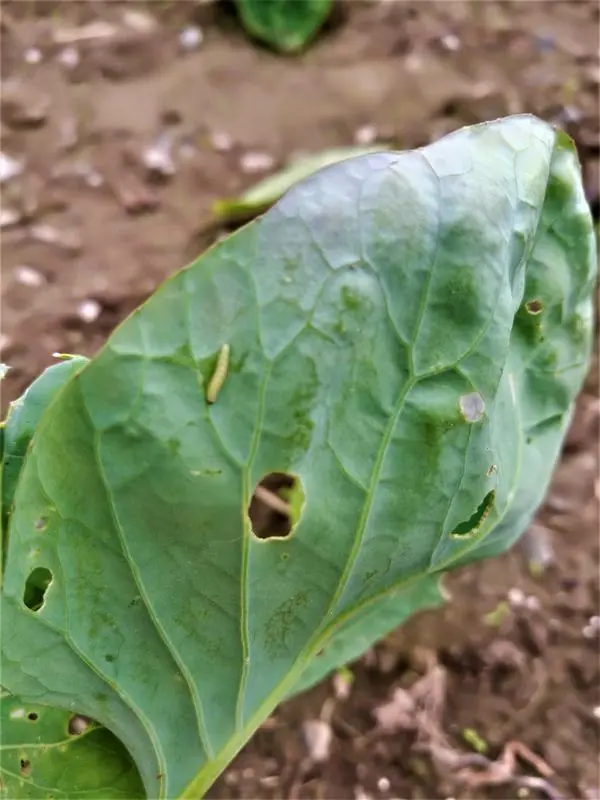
[248,472,305,540]
[450,491,496,538]
[23,567,52,611]
[525,298,543,314]
[19,758,31,776]
[27,711,38,721]
[68,715,91,736]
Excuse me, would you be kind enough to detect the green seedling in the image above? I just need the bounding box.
[462,727,489,754]
[483,600,511,627]
[235,0,333,53]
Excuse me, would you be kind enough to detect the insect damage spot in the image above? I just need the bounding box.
[23,567,52,611]
[34,517,47,532]
[27,712,38,722]
[451,491,495,538]
[248,472,305,540]
[459,392,485,422]
[19,758,31,777]
[525,298,543,314]
[68,715,91,736]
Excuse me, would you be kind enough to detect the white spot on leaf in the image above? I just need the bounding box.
[459,392,485,422]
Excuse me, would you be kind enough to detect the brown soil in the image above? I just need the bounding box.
[1,2,599,799]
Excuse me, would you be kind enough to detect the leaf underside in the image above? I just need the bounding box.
[1,116,596,798]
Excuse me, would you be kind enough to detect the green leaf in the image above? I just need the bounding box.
[289,575,445,698]
[213,146,388,222]
[1,357,89,570]
[1,116,596,798]
[0,694,144,798]
[236,0,332,53]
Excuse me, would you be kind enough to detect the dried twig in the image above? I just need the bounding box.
[254,485,290,517]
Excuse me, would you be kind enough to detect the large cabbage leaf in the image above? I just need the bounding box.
[1,116,596,798]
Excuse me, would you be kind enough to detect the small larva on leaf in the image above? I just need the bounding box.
[206,344,230,404]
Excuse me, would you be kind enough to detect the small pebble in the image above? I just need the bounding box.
[302,718,332,763]
[142,136,176,178]
[0,152,24,183]
[239,151,275,174]
[440,33,461,51]
[77,299,102,323]
[259,776,279,788]
[14,266,45,287]
[84,169,104,188]
[525,595,541,612]
[354,124,377,146]
[122,9,157,33]
[24,47,42,65]
[377,777,391,792]
[57,46,80,70]
[180,26,204,51]
[0,208,21,228]
[30,224,82,252]
[508,587,526,607]
[210,130,234,153]
[593,706,600,719]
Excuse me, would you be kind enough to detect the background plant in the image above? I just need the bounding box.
[235,0,333,53]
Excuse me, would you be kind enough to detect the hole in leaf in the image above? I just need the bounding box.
[68,715,91,736]
[451,491,496,538]
[20,758,31,776]
[27,712,38,722]
[248,472,305,539]
[525,298,543,314]
[23,567,52,611]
